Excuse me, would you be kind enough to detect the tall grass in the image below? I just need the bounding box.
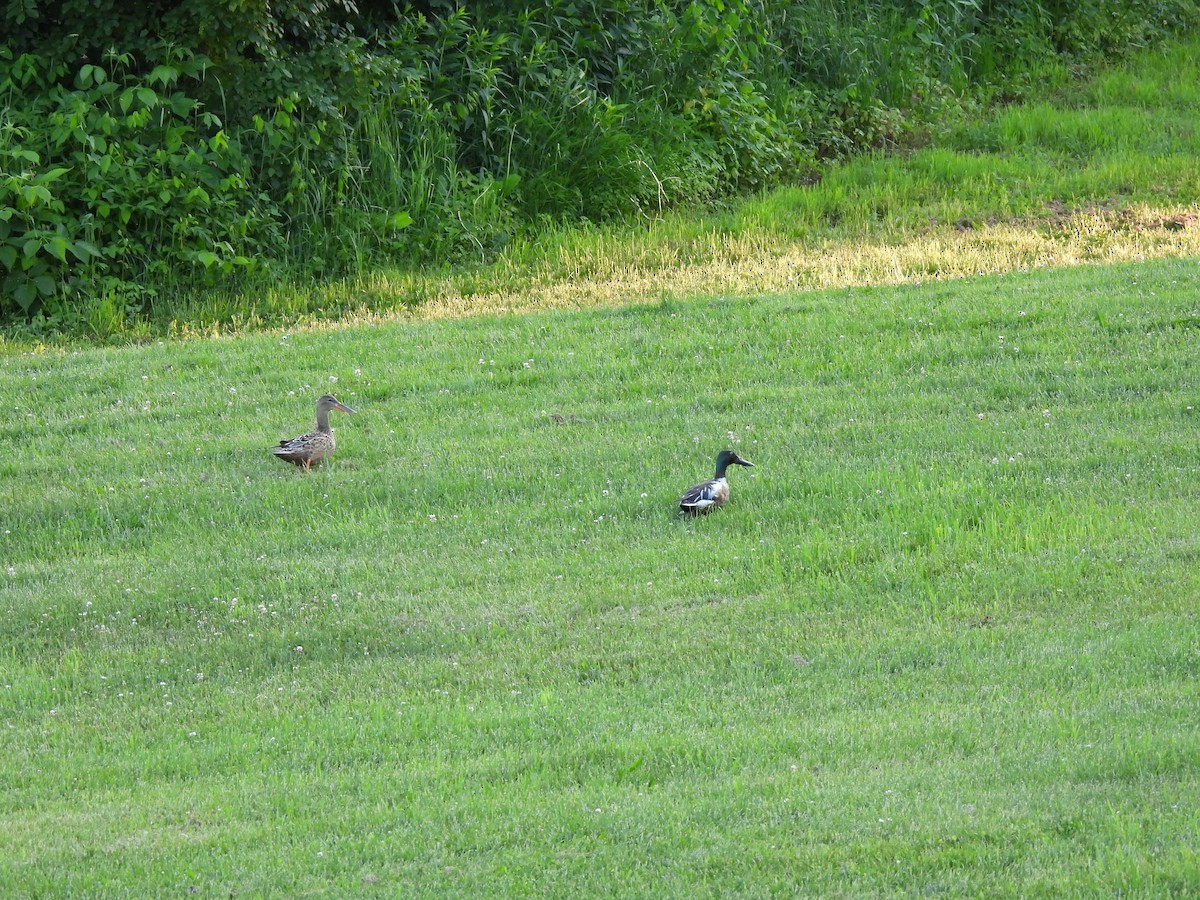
[4,1,1199,331]
[4,33,1181,346]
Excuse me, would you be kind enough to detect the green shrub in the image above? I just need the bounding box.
[0,45,278,323]
[2,0,1197,332]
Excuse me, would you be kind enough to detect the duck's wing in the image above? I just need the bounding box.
[271,430,334,464]
[679,478,729,514]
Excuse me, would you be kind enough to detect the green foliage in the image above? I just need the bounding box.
[0,45,278,324]
[0,136,97,314]
[2,0,1198,330]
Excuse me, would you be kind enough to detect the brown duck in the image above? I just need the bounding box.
[271,393,356,470]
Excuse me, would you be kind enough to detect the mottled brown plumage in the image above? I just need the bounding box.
[271,394,356,470]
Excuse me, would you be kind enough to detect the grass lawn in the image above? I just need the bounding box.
[2,254,1199,895]
[4,30,1200,900]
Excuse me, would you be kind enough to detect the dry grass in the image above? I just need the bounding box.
[358,204,1200,321]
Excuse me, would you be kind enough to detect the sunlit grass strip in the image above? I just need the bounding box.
[145,204,1200,341]
[371,205,1200,320]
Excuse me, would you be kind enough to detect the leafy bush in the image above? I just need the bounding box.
[0,45,278,324]
[2,0,1197,330]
